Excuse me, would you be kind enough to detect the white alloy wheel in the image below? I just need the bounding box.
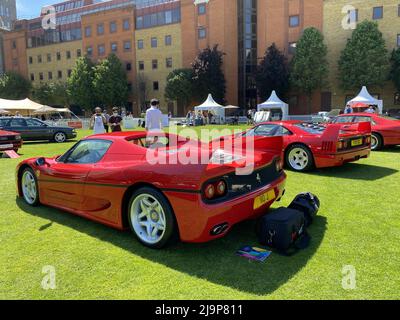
[22,170,38,205]
[130,194,167,245]
[288,147,310,171]
[54,132,67,143]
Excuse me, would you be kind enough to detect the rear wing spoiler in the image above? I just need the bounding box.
[322,122,372,140]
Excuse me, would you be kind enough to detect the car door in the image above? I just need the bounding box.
[39,139,113,211]
[25,118,50,140]
[5,118,29,139]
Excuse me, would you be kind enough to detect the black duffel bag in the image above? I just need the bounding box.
[288,192,320,227]
[256,208,310,255]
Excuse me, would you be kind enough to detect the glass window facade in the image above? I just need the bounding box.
[238,0,258,109]
[136,7,180,29]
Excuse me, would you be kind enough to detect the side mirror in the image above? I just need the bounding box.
[35,157,47,166]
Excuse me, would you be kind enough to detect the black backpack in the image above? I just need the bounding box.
[256,208,310,255]
[288,192,320,227]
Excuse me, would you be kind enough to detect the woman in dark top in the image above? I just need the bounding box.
[109,107,123,132]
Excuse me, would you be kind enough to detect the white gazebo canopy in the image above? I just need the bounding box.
[0,109,10,114]
[347,86,383,113]
[33,105,58,114]
[0,98,48,115]
[257,90,289,120]
[194,94,225,123]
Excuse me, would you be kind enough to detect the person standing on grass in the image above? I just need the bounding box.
[103,109,111,133]
[146,99,163,132]
[109,107,123,132]
[90,107,107,135]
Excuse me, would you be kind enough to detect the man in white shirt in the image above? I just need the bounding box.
[145,99,163,132]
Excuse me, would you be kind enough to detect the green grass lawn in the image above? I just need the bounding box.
[0,127,399,299]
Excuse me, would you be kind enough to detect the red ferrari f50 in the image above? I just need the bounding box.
[16,132,286,248]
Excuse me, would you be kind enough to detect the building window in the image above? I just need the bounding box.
[97,23,104,35]
[111,42,118,52]
[289,15,300,27]
[348,9,358,24]
[288,42,297,55]
[123,19,130,30]
[394,93,400,105]
[126,63,132,71]
[67,69,72,77]
[166,57,172,68]
[127,83,132,91]
[37,55,42,63]
[138,61,144,70]
[152,59,158,70]
[373,6,383,20]
[30,74,35,81]
[47,53,51,62]
[165,35,172,46]
[58,71,62,79]
[57,52,61,60]
[29,56,33,64]
[12,41,16,49]
[12,59,18,66]
[66,51,71,59]
[39,73,44,81]
[124,40,131,51]
[85,26,91,37]
[398,4,400,17]
[289,95,299,107]
[48,72,53,80]
[153,81,159,91]
[151,37,158,48]
[397,34,400,47]
[77,49,82,57]
[87,46,93,56]
[198,27,206,39]
[98,44,105,56]
[110,21,117,33]
[198,3,206,15]
[138,39,144,49]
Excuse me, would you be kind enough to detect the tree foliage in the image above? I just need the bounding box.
[33,82,70,106]
[338,20,389,90]
[256,43,289,101]
[192,45,226,104]
[0,72,32,99]
[67,57,96,111]
[165,68,194,108]
[390,48,400,93]
[93,54,129,108]
[290,27,329,111]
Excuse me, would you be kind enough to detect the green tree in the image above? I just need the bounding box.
[67,57,96,111]
[390,48,400,93]
[93,54,129,108]
[165,68,193,110]
[338,20,389,90]
[192,45,226,104]
[33,82,70,106]
[0,72,32,99]
[256,43,289,101]
[290,27,328,113]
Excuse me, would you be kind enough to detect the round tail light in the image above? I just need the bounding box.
[204,184,216,200]
[216,180,227,196]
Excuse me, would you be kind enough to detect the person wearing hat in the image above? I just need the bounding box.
[145,99,163,132]
[109,107,123,132]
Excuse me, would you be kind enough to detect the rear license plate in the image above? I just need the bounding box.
[254,190,276,210]
[0,144,13,150]
[351,138,363,147]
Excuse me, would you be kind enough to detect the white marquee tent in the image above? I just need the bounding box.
[194,94,225,123]
[257,90,289,120]
[347,86,383,114]
[0,98,47,115]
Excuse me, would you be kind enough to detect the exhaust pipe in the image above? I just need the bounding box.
[210,223,229,236]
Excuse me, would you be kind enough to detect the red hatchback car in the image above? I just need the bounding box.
[0,130,22,153]
[227,121,372,172]
[333,113,400,150]
[16,132,286,248]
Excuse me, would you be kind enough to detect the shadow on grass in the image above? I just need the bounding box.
[310,163,398,181]
[17,198,326,295]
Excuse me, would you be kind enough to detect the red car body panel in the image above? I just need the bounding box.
[335,113,400,147]
[0,130,23,152]
[16,132,286,243]
[239,121,372,169]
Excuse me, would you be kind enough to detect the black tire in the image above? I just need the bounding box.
[53,132,67,143]
[371,132,383,151]
[285,144,314,172]
[127,187,177,249]
[20,167,40,206]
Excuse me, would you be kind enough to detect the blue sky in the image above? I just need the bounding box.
[16,0,51,19]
